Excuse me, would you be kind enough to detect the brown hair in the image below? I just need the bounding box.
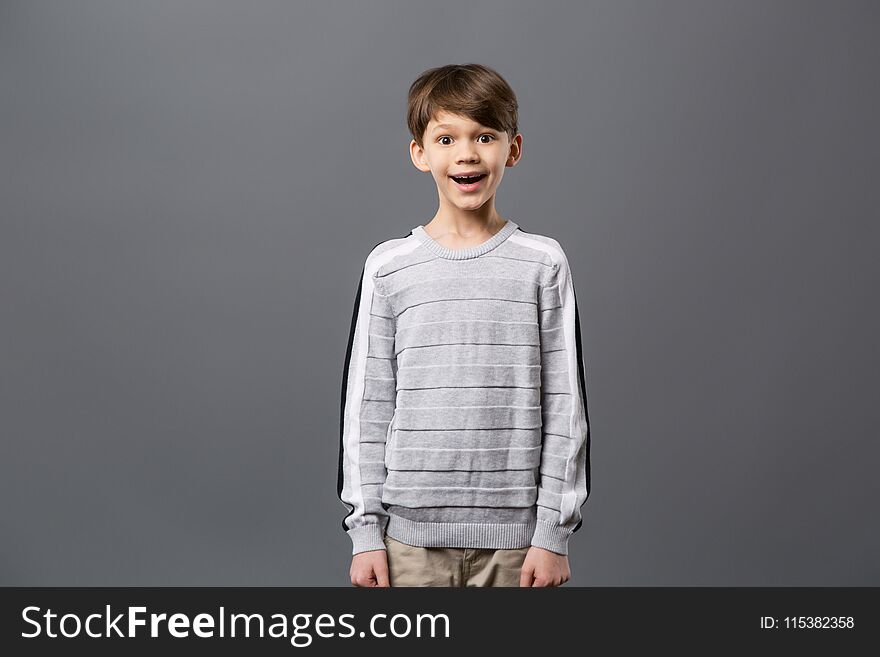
[407,63,519,149]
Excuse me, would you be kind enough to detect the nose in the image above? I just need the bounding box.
[456,144,480,163]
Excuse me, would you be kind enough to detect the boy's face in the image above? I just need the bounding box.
[410,110,522,212]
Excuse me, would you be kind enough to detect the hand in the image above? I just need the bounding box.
[350,549,391,587]
[520,546,571,587]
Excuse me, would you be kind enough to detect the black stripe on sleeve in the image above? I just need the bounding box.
[571,284,592,534]
[337,262,366,530]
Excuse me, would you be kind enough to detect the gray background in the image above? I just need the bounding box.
[1,0,877,586]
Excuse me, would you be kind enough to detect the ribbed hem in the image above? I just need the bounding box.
[411,220,519,260]
[347,523,387,555]
[386,512,536,549]
[529,520,574,556]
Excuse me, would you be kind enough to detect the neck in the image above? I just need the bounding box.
[428,197,505,238]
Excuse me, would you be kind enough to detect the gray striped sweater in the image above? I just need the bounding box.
[338,220,591,556]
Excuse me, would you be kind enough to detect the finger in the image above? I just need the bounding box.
[375,562,390,588]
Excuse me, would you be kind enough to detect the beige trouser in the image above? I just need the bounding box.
[383,534,530,587]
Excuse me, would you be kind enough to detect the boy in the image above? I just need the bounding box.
[337,63,591,587]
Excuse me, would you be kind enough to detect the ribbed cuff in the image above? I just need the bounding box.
[530,520,573,555]
[347,524,387,555]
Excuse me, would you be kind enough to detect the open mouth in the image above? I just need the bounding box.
[450,174,487,185]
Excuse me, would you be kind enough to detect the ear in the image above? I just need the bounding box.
[507,133,523,166]
[409,139,431,173]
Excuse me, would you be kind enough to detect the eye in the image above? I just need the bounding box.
[437,134,495,146]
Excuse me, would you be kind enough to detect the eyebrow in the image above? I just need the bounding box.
[431,123,494,134]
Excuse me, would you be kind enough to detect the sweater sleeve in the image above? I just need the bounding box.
[532,246,592,556]
[337,255,398,555]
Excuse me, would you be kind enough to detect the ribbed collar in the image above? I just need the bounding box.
[411,220,519,260]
